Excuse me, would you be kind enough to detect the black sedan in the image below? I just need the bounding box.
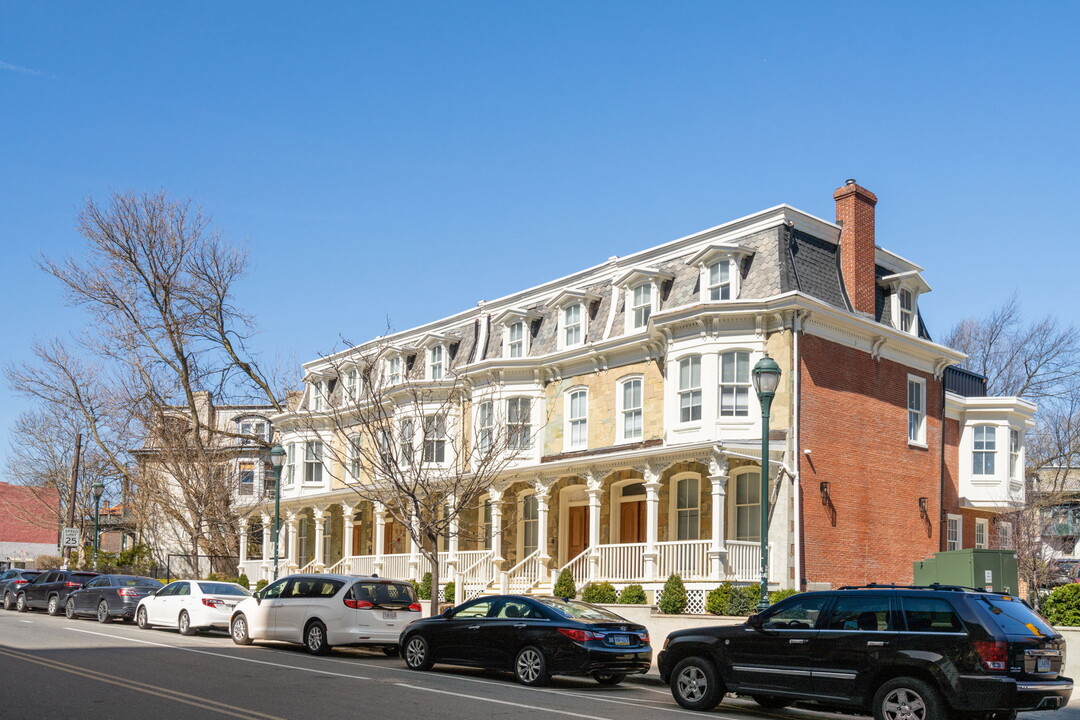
[66,574,163,622]
[0,569,42,610]
[399,595,651,686]
[16,569,99,614]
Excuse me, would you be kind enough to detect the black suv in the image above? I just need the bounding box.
[658,584,1072,719]
[16,569,99,615]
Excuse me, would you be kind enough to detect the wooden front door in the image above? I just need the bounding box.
[568,505,589,560]
[620,501,647,543]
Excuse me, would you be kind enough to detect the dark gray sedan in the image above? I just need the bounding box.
[66,574,163,622]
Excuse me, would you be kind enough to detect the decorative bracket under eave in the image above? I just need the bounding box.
[870,335,887,361]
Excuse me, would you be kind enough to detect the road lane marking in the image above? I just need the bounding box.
[0,645,284,720]
[395,682,620,720]
[63,627,371,680]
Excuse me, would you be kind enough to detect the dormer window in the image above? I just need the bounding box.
[507,322,525,357]
[686,244,754,303]
[494,308,540,359]
[429,345,444,380]
[614,267,672,335]
[386,356,402,385]
[879,271,931,336]
[344,368,359,399]
[898,289,915,332]
[564,304,583,346]
[237,419,268,445]
[631,284,651,328]
[311,380,325,411]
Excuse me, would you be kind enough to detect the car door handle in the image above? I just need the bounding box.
[467,625,480,630]
[867,641,890,647]
[513,623,527,628]
[789,638,809,644]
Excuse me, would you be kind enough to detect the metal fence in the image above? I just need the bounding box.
[154,554,240,581]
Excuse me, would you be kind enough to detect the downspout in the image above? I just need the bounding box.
[939,376,947,551]
[792,310,803,591]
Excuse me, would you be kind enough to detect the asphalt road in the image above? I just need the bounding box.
[1,608,1077,720]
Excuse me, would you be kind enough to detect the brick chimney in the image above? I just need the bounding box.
[833,179,878,316]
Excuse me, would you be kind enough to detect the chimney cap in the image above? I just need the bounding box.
[845,178,857,186]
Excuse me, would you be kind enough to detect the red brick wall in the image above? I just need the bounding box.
[799,333,941,587]
[834,182,878,316]
[942,417,1001,549]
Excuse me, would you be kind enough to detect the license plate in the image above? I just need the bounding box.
[610,634,630,646]
[382,611,397,620]
[1037,657,1051,672]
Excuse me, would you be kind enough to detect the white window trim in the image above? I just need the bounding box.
[310,379,325,412]
[493,308,540,359]
[879,271,930,336]
[517,489,539,559]
[612,267,672,336]
[385,355,402,385]
[1009,428,1022,484]
[506,395,534,452]
[547,289,600,352]
[506,321,527,358]
[616,374,644,444]
[946,513,963,551]
[677,355,703,426]
[728,468,762,542]
[907,375,927,447]
[975,517,989,549]
[972,424,998,477]
[475,400,494,456]
[668,472,701,541]
[427,344,445,381]
[565,387,588,451]
[998,520,1013,550]
[718,349,753,421]
[685,244,754,304]
[303,440,325,485]
[422,414,448,465]
[347,433,362,483]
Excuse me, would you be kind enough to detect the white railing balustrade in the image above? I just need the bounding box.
[725,540,772,582]
[379,553,413,581]
[656,540,709,580]
[595,543,645,581]
[459,551,496,601]
[505,550,541,593]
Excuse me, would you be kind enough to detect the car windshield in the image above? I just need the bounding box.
[117,576,162,587]
[70,573,98,583]
[982,596,1056,637]
[537,598,625,620]
[20,571,41,580]
[197,582,251,596]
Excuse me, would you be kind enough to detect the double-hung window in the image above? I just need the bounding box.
[400,419,415,466]
[238,462,254,495]
[946,514,962,550]
[676,476,700,540]
[376,429,393,472]
[620,378,643,441]
[568,389,587,449]
[678,356,702,423]
[975,518,989,548]
[304,441,323,484]
[429,346,444,380]
[708,261,731,300]
[507,397,531,450]
[284,443,295,485]
[312,381,324,411]
[522,494,539,555]
[631,284,651,329]
[908,377,926,444]
[973,426,996,475]
[345,369,358,398]
[564,304,583,347]
[348,433,361,479]
[507,322,524,358]
[423,415,446,463]
[998,521,1013,550]
[476,401,494,454]
[387,356,401,385]
[719,351,750,417]
[898,288,916,333]
[1009,429,1020,482]
[734,472,761,542]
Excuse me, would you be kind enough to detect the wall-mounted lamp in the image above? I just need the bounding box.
[819,481,830,504]
[918,496,928,517]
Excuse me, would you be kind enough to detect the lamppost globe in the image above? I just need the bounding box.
[752,353,781,612]
[269,444,286,469]
[269,444,285,580]
[91,481,105,499]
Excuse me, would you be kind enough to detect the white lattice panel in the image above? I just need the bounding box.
[685,589,705,615]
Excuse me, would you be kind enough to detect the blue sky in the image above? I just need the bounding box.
[2,2,1078,471]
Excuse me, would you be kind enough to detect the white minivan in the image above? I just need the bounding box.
[229,574,421,655]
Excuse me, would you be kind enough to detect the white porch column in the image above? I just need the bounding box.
[312,506,326,572]
[260,513,272,580]
[643,464,662,582]
[373,502,386,576]
[709,454,729,581]
[447,493,461,603]
[341,502,355,569]
[489,488,504,564]
[285,511,300,572]
[408,513,421,581]
[535,483,551,584]
[238,521,249,573]
[586,474,603,583]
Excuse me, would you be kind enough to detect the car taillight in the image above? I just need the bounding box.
[639,633,650,644]
[974,640,1009,672]
[408,603,422,612]
[201,598,224,608]
[64,582,82,588]
[12,580,28,586]
[118,589,139,597]
[557,628,601,642]
[344,599,374,609]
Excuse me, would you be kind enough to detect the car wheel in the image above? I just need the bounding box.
[382,645,399,657]
[65,598,76,619]
[752,695,793,709]
[47,595,61,616]
[16,594,28,612]
[514,646,551,687]
[97,601,112,623]
[2,592,12,611]
[670,656,724,711]
[404,635,433,670]
[305,620,330,655]
[592,672,627,686]
[230,614,253,645]
[872,677,946,720]
[137,607,151,629]
[178,610,196,636]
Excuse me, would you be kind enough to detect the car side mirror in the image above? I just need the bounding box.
[442,607,454,619]
[747,613,764,631]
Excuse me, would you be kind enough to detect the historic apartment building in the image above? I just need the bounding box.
[236,181,1033,609]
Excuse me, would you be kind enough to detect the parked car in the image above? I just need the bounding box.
[229,573,420,655]
[658,584,1073,718]
[66,574,163,623]
[400,594,651,687]
[1046,559,1080,588]
[0,569,43,610]
[136,579,252,635]
[16,570,99,614]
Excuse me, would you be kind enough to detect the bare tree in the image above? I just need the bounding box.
[298,342,543,615]
[9,191,290,568]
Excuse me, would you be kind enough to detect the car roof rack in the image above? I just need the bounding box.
[837,582,995,593]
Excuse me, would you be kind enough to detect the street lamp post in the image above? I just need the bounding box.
[269,444,286,580]
[91,481,105,571]
[751,353,782,612]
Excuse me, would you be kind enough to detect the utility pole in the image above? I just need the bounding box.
[63,433,82,565]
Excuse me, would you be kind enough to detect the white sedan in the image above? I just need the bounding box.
[136,579,252,635]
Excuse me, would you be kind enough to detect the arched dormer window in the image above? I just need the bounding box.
[547,289,600,351]
[686,244,755,303]
[879,271,931,336]
[236,417,270,445]
[493,308,541,359]
[613,267,673,334]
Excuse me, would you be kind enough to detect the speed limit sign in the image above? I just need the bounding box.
[61,527,79,548]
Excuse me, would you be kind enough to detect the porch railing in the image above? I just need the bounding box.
[726,540,771,582]
[327,556,377,576]
[505,550,541,593]
[459,551,496,601]
[656,539,710,580]
[559,548,592,585]
[379,553,413,581]
[595,543,645,582]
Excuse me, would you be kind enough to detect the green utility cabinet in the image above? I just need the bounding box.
[913,549,1019,594]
